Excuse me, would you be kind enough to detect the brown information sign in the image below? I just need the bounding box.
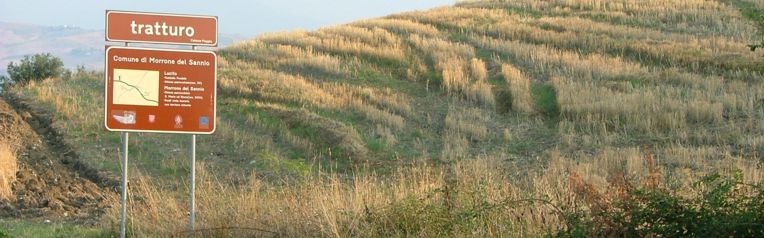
[105,46,217,134]
[106,10,217,46]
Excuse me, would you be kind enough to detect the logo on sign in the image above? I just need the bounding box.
[112,110,136,125]
[174,115,183,128]
[148,114,156,123]
[199,116,209,129]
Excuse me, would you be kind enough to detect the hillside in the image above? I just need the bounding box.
[2,0,764,236]
[217,0,763,171]
[0,22,103,75]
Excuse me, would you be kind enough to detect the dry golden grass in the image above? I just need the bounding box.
[440,105,492,160]
[318,25,401,47]
[25,81,80,119]
[439,59,469,94]
[457,0,757,40]
[220,63,340,108]
[396,6,508,30]
[466,79,495,107]
[408,35,495,106]
[471,35,761,141]
[223,41,347,77]
[111,158,564,237]
[440,130,470,160]
[472,35,648,81]
[409,34,475,63]
[324,84,409,127]
[418,3,761,75]
[355,87,413,117]
[351,18,441,37]
[374,124,397,146]
[0,142,16,200]
[221,60,411,142]
[485,16,760,71]
[258,102,369,159]
[469,58,488,82]
[349,98,406,130]
[501,63,534,114]
[112,144,764,237]
[259,30,407,62]
[444,106,490,141]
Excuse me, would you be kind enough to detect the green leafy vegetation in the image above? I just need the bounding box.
[6,53,63,85]
[530,83,559,118]
[0,219,106,238]
[556,171,764,237]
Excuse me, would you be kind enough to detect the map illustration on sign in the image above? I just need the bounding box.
[112,68,160,106]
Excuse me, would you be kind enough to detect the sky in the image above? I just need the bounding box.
[0,0,456,36]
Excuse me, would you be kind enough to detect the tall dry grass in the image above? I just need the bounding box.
[471,35,762,140]
[223,41,347,77]
[111,158,560,237]
[457,0,757,40]
[501,63,534,114]
[317,25,401,47]
[258,30,407,62]
[409,35,495,106]
[408,3,760,74]
[351,18,441,37]
[444,106,489,141]
[0,142,16,200]
[110,145,764,237]
[479,15,760,72]
[440,106,492,160]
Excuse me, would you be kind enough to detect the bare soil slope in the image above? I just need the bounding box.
[0,96,110,222]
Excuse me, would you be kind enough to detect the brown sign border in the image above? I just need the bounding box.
[104,46,218,134]
[106,10,218,46]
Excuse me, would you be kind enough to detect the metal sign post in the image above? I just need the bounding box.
[189,44,198,237]
[120,132,129,238]
[189,134,196,236]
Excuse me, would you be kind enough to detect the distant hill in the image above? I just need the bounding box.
[0,21,247,75]
[0,22,102,75]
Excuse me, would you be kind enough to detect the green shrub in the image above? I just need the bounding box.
[555,171,764,237]
[7,53,64,85]
[531,83,559,117]
[0,75,10,89]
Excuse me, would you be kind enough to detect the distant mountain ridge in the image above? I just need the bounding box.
[0,21,247,76]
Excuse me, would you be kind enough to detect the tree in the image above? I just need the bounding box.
[6,53,64,85]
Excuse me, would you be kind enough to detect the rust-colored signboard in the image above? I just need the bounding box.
[106,10,217,46]
[105,46,216,134]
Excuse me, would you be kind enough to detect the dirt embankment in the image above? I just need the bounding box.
[0,93,113,222]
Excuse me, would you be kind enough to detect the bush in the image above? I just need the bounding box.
[555,171,764,237]
[531,83,559,117]
[0,76,10,89]
[7,53,64,85]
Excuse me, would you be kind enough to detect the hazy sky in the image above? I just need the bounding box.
[0,0,456,36]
